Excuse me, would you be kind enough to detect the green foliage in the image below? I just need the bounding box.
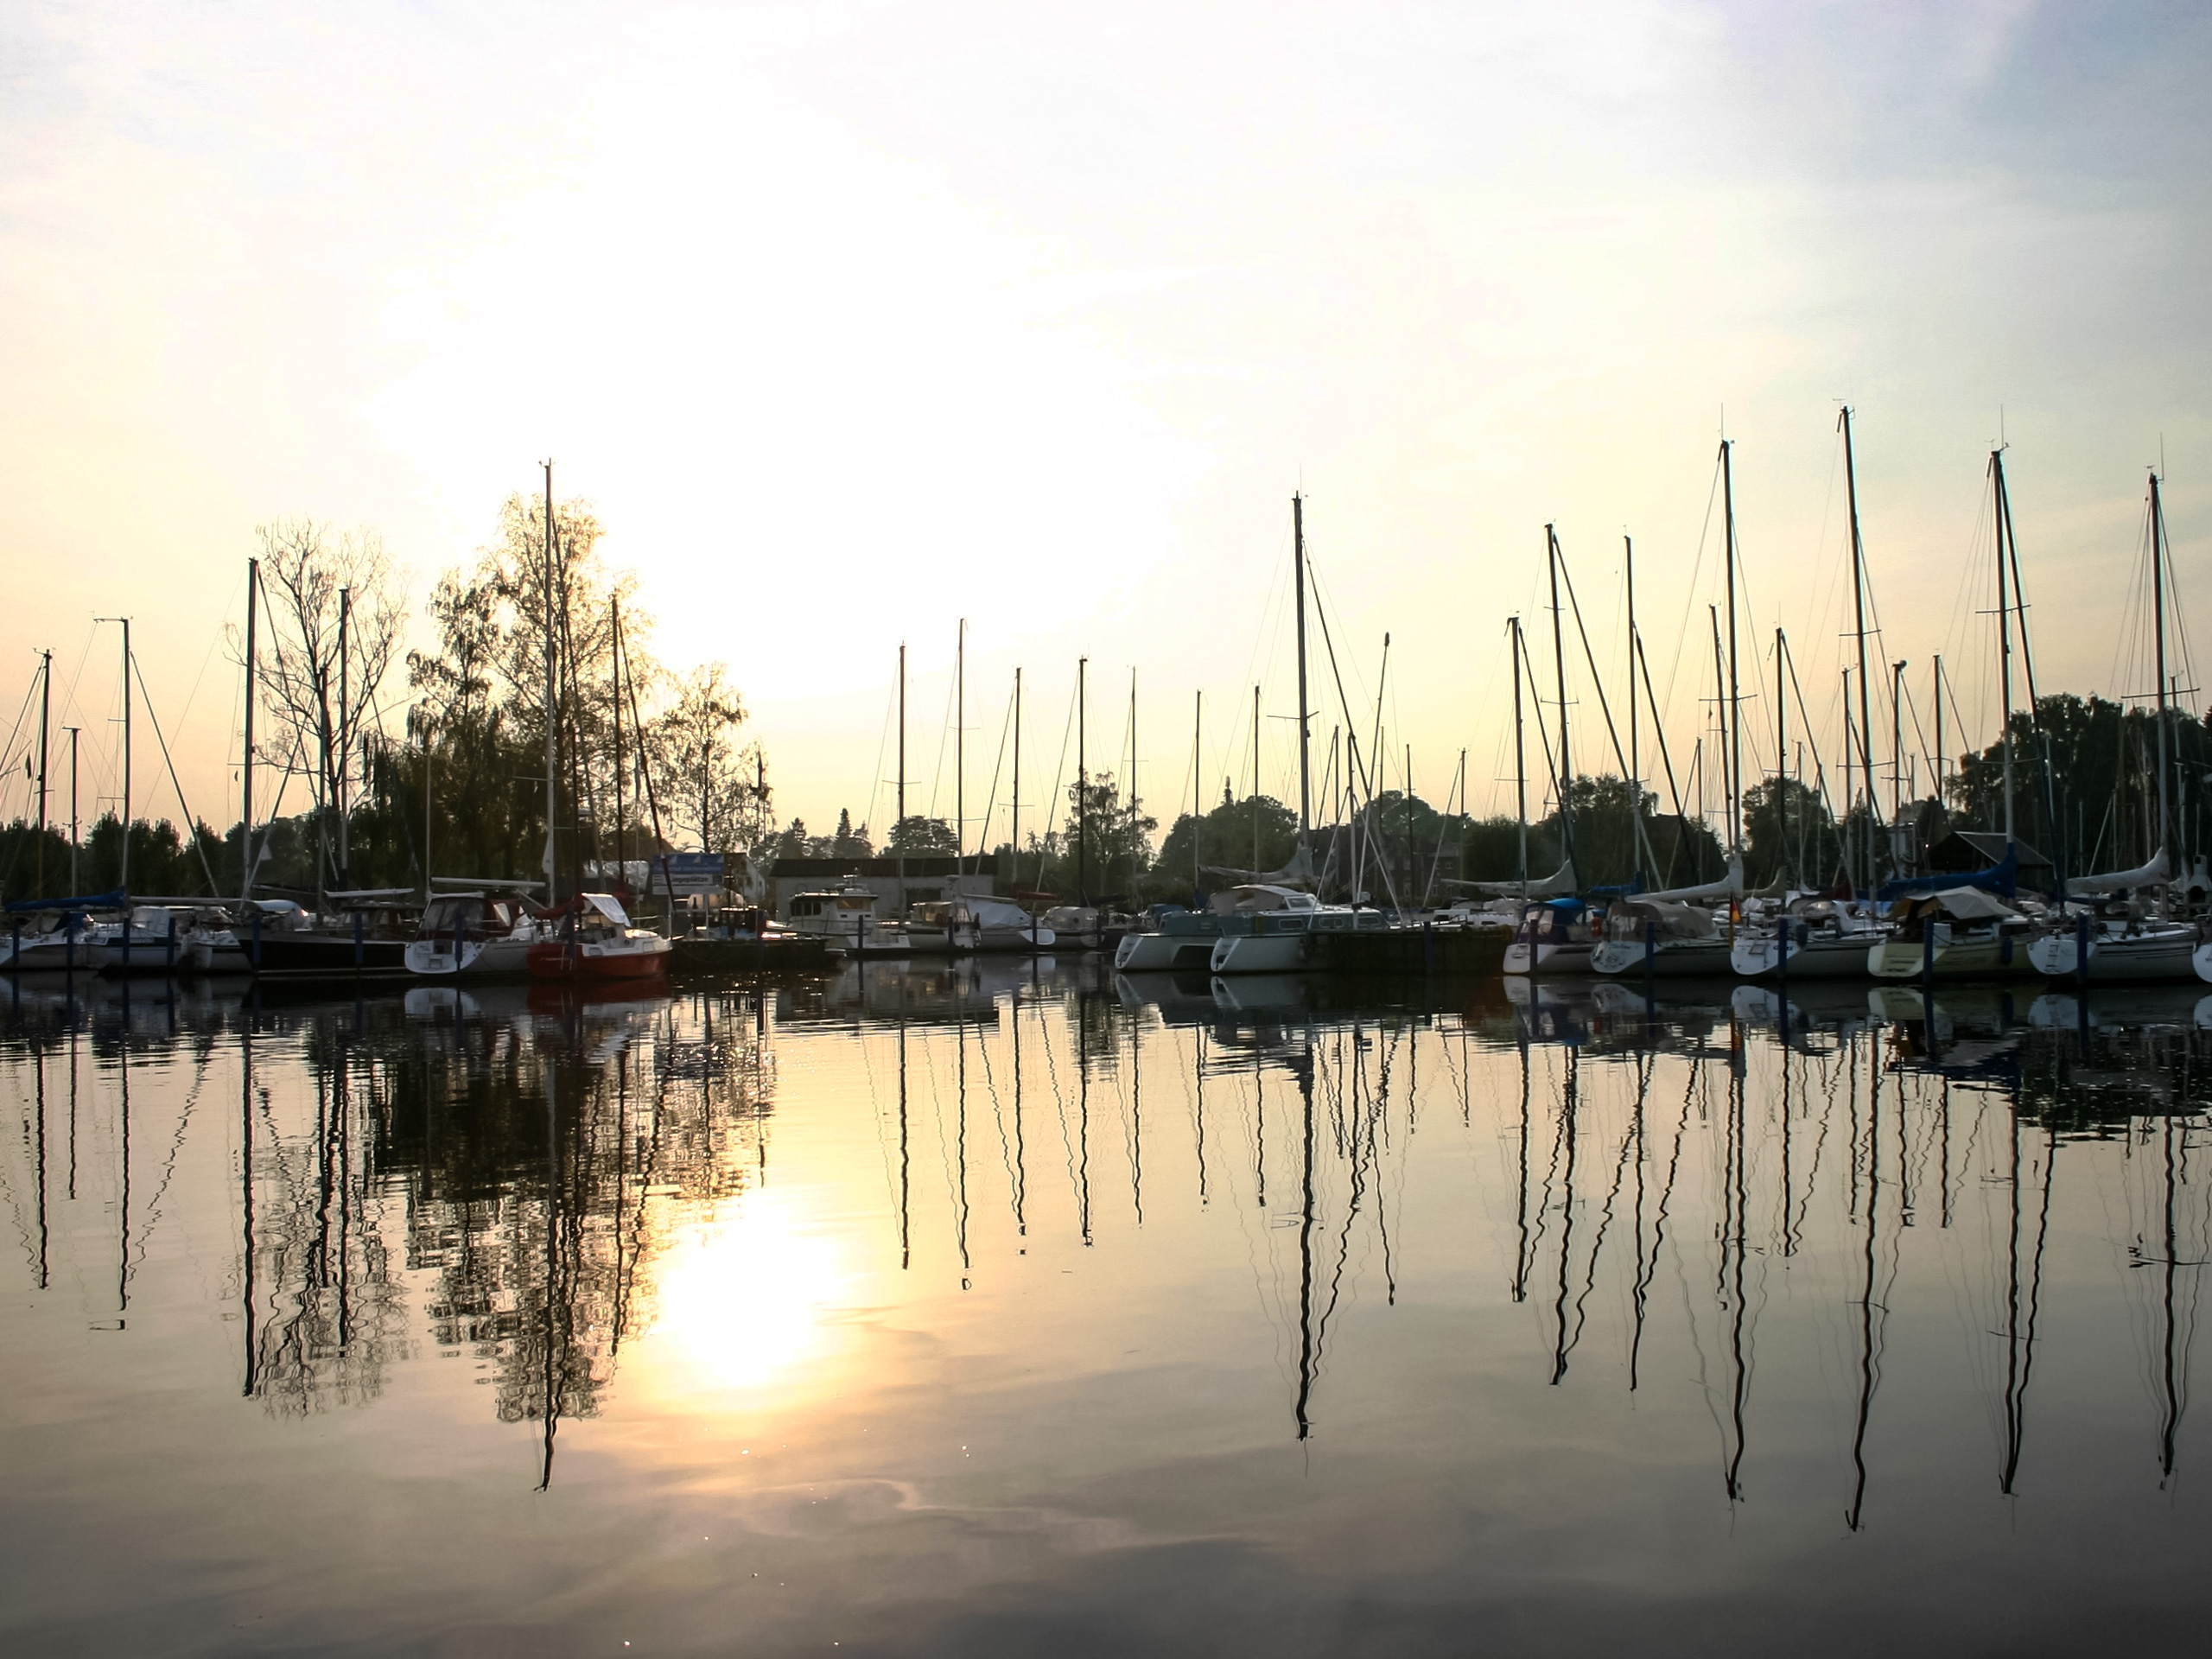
[1153,793,1297,887]
[1,814,223,901]
[887,815,957,855]
[1949,694,2212,876]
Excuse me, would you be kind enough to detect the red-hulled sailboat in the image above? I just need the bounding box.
[526,893,671,982]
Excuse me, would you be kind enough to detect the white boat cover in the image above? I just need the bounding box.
[1642,853,1744,905]
[1606,899,1719,940]
[1455,857,1580,899]
[1201,842,1318,887]
[582,893,634,927]
[2066,846,2171,898]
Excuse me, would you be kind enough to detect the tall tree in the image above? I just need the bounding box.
[251,519,404,892]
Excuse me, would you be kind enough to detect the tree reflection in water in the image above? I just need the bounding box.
[235,985,776,1463]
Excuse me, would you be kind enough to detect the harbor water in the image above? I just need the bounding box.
[3,962,2210,1654]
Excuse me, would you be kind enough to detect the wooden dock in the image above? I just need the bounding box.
[1308,923,1508,977]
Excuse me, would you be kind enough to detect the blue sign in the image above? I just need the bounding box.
[655,853,727,894]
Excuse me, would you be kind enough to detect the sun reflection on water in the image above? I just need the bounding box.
[650,1192,846,1392]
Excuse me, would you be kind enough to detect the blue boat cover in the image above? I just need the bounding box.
[1877,848,2018,902]
[5,888,127,914]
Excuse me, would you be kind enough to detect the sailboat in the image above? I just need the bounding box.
[1497,536,1608,975]
[1588,855,1746,977]
[2034,472,2195,982]
[1206,497,1375,974]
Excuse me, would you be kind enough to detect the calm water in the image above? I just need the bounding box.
[3,963,2210,1656]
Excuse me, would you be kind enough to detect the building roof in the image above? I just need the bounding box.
[1929,830,2052,871]
[768,855,1001,878]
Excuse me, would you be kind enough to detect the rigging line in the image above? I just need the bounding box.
[1555,546,1635,782]
[1634,629,1688,828]
[1661,455,1726,734]
[1306,566,1376,802]
[1519,624,1560,815]
[1783,640,1840,826]
[130,653,220,894]
[865,671,895,845]
[925,650,957,823]
[1039,675,1078,880]
[976,677,1015,867]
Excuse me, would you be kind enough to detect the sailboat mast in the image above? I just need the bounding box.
[1776,626,1788,887]
[2152,470,2171,858]
[1625,536,1639,878]
[1993,450,2016,842]
[898,642,907,911]
[120,618,131,892]
[609,595,625,880]
[37,650,50,893]
[1840,409,1876,887]
[956,620,965,876]
[1840,667,1853,879]
[1709,608,1727,861]
[1510,616,1529,889]
[242,560,257,900]
[1192,690,1202,902]
[1547,525,1573,861]
[1891,659,1907,824]
[67,726,79,893]
[1721,440,1742,849]
[1251,683,1261,872]
[1077,656,1088,905]
[1012,666,1021,895]
[1933,655,1944,810]
[1128,668,1139,899]
[1293,493,1312,843]
[541,462,558,902]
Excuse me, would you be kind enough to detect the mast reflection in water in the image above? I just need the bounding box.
[3,964,2211,1655]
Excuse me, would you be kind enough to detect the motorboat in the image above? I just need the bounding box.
[405,891,541,979]
[906,897,1055,954]
[785,885,908,957]
[525,893,672,982]
[1732,896,1889,978]
[1868,887,2042,981]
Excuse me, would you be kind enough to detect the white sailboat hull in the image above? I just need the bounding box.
[1502,939,1593,976]
[1731,931,1886,979]
[1210,932,1310,974]
[2029,925,2196,982]
[405,935,537,978]
[1589,937,1736,977]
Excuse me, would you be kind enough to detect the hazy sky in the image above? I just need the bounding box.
[3,0,2207,852]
